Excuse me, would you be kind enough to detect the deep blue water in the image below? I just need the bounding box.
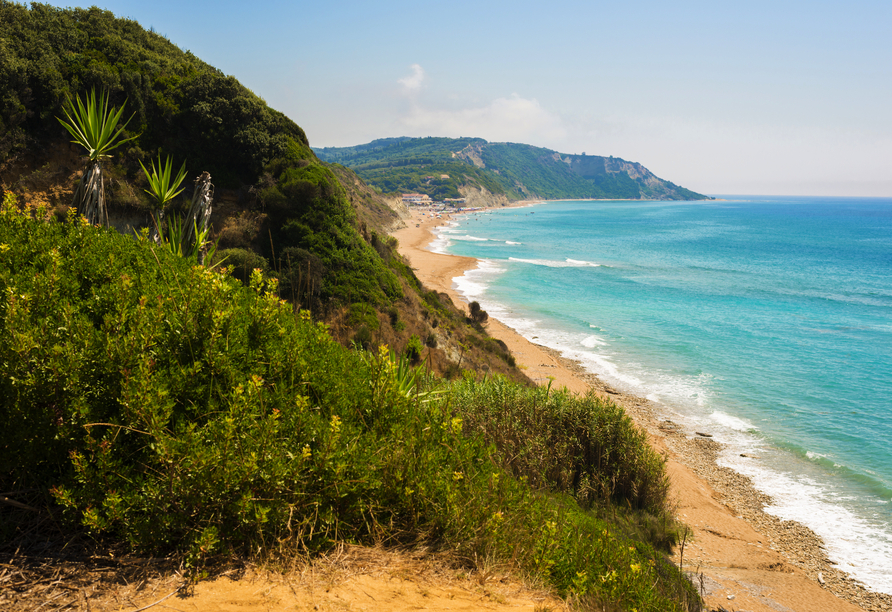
[433,196,892,593]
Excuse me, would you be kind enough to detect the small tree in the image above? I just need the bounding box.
[469,301,488,324]
[140,154,188,212]
[57,89,137,226]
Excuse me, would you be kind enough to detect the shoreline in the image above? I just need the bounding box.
[392,207,891,612]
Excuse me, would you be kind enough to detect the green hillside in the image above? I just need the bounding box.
[0,1,400,309]
[315,137,709,202]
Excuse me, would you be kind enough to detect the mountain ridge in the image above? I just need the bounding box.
[316,136,709,203]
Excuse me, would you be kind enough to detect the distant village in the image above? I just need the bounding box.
[401,192,484,215]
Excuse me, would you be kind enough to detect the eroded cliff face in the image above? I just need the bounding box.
[458,185,509,208]
[453,143,486,169]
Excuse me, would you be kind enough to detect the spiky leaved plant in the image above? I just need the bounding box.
[141,157,217,264]
[140,153,187,239]
[57,89,137,226]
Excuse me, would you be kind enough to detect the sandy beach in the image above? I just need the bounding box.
[393,207,891,612]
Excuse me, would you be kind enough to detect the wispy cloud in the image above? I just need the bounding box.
[400,93,567,146]
[398,63,425,92]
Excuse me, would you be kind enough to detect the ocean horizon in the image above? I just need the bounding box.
[433,195,892,595]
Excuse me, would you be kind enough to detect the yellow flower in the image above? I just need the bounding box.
[453,471,464,481]
[450,417,463,435]
[630,563,641,573]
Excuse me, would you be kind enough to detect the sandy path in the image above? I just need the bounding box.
[393,208,884,612]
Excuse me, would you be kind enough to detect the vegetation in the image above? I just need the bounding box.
[0,1,403,310]
[315,137,710,202]
[57,88,138,225]
[469,300,489,324]
[0,200,699,610]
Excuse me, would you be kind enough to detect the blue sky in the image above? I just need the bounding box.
[58,0,892,196]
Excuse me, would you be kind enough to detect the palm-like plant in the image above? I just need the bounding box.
[141,157,217,264]
[140,154,188,210]
[57,89,137,226]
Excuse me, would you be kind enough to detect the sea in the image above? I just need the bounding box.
[430,196,892,594]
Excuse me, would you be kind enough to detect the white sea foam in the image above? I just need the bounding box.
[452,235,490,242]
[721,451,892,594]
[452,259,506,301]
[428,234,451,254]
[506,241,522,245]
[581,335,607,348]
[428,222,461,254]
[508,257,602,268]
[709,411,757,432]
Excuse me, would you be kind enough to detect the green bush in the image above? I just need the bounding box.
[216,247,269,285]
[405,334,424,364]
[448,375,678,549]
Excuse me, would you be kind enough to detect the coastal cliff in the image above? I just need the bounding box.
[316,136,709,203]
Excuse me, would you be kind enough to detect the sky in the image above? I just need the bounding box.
[55,0,892,196]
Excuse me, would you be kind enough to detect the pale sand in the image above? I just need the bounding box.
[393,208,888,612]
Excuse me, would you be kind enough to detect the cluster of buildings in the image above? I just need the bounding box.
[401,193,467,207]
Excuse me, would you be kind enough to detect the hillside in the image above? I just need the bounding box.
[315,137,710,202]
[0,1,528,383]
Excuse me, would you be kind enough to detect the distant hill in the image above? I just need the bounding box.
[315,137,709,202]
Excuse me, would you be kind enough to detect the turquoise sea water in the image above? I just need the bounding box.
[432,196,892,594]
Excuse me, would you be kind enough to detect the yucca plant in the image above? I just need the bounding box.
[141,152,187,251]
[140,154,188,211]
[141,157,217,264]
[57,89,137,226]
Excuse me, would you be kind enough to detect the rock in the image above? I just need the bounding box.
[696,432,713,437]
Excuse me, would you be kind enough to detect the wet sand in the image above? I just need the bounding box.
[393,207,890,612]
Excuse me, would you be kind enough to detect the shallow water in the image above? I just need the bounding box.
[438,196,892,594]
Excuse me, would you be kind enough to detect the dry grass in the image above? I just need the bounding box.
[1,544,567,612]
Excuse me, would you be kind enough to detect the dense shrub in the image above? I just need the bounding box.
[215,247,268,284]
[448,375,678,548]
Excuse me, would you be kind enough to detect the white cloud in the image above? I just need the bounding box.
[398,64,425,92]
[400,94,567,146]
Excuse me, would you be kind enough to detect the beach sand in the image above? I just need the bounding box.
[393,208,891,612]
